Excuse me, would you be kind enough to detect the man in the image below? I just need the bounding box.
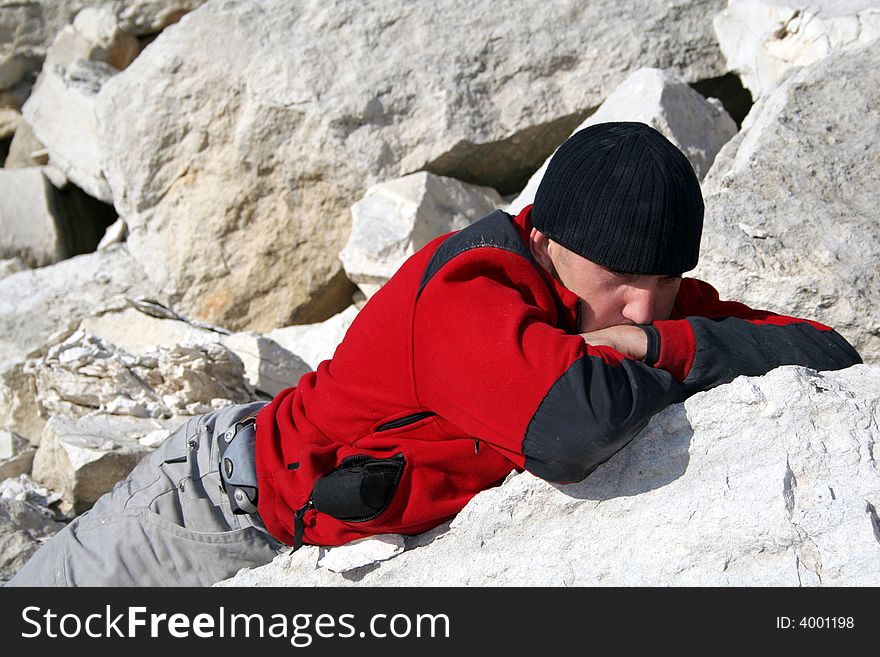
[10,122,862,586]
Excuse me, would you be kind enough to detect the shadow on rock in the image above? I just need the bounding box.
[556,403,694,501]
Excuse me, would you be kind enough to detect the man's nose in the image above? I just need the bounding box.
[622,284,657,325]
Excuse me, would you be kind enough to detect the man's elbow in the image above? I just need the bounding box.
[826,329,862,369]
[522,421,645,484]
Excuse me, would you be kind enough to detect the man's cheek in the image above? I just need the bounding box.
[576,299,593,333]
[656,288,680,320]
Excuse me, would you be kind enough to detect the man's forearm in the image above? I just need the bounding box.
[650,316,862,394]
[579,325,648,361]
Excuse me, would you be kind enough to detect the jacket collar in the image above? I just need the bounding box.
[510,204,582,333]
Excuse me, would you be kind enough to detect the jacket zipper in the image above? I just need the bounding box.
[291,497,314,552]
[375,411,435,432]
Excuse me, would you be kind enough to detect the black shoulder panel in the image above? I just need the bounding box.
[417,210,532,298]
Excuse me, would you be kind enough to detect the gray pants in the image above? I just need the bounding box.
[8,402,284,587]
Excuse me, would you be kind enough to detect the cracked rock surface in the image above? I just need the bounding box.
[219,364,879,586]
[695,39,880,364]
[95,0,727,330]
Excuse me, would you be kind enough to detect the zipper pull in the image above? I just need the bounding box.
[291,498,314,553]
[474,439,480,454]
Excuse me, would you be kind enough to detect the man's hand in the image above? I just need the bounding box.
[580,325,648,361]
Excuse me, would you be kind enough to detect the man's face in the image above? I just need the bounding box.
[530,229,682,333]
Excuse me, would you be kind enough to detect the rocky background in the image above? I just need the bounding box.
[0,0,877,585]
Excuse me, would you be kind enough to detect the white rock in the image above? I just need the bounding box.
[268,305,360,371]
[31,328,255,429]
[0,246,155,373]
[714,0,880,98]
[696,39,880,363]
[95,0,727,330]
[0,363,43,446]
[0,257,27,281]
[0,254,27,273]
[509,68,738,214]
[0,1,206,97]
[32,413,171,512]
[0,168,68,267]
[80,304,217,353]
[0,106,21,139]
[138,428,170,448]
[0,494,66,581]
[317,534,406,574]
[81,303,309,397]
[22,8,140,202]
[51,7,140,70]
[3,118,48,168]
[104,396,149,417]
[341,172,501,298]
[0,430,35,480]
[219,363,879,587]
[96,217,127,249]
[41,163,69,187]
[114,1,209,36]
[0,473,63,505]
[219,331,311,398]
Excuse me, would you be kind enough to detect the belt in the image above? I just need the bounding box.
[218,415,259,515]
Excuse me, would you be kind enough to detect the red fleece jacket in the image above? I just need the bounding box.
[254,206,861,547]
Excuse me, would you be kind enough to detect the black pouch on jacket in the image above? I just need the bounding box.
[312,454,405,522]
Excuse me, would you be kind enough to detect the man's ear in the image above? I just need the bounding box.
[529,227,554,272]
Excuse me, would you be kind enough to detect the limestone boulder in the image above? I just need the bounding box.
[80,300,311,397]
[3,117,47,168]
[0,246,154,373]
[0,106,20,139]
[0,1,206,103]
[96,0,728,331]
[219,331,310,398]
[0,475,66,581]
[220,363,879,587]
[268,305,360,371]
[113,1,208,36]
[714,0,880,99]
[0,168,67,266]
[32,413,171,513]
[0,430,35,480]
[34,328,255,421]
[341,172,502,298]
[0,257,26,280]
[96,217,127,249]
[42,7,140,71]
[509,67,738,214]
[0,473,65,509]
[27,326,259,511]
[22,8,140,202]
[0,363,43,445]
[0,296,306,450]
[0,167,118,267]
[0,497,59,581]
[695,40,880,364]
[316,534,406,574]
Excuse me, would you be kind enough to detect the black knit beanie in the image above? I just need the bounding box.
[531,122,704,275]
